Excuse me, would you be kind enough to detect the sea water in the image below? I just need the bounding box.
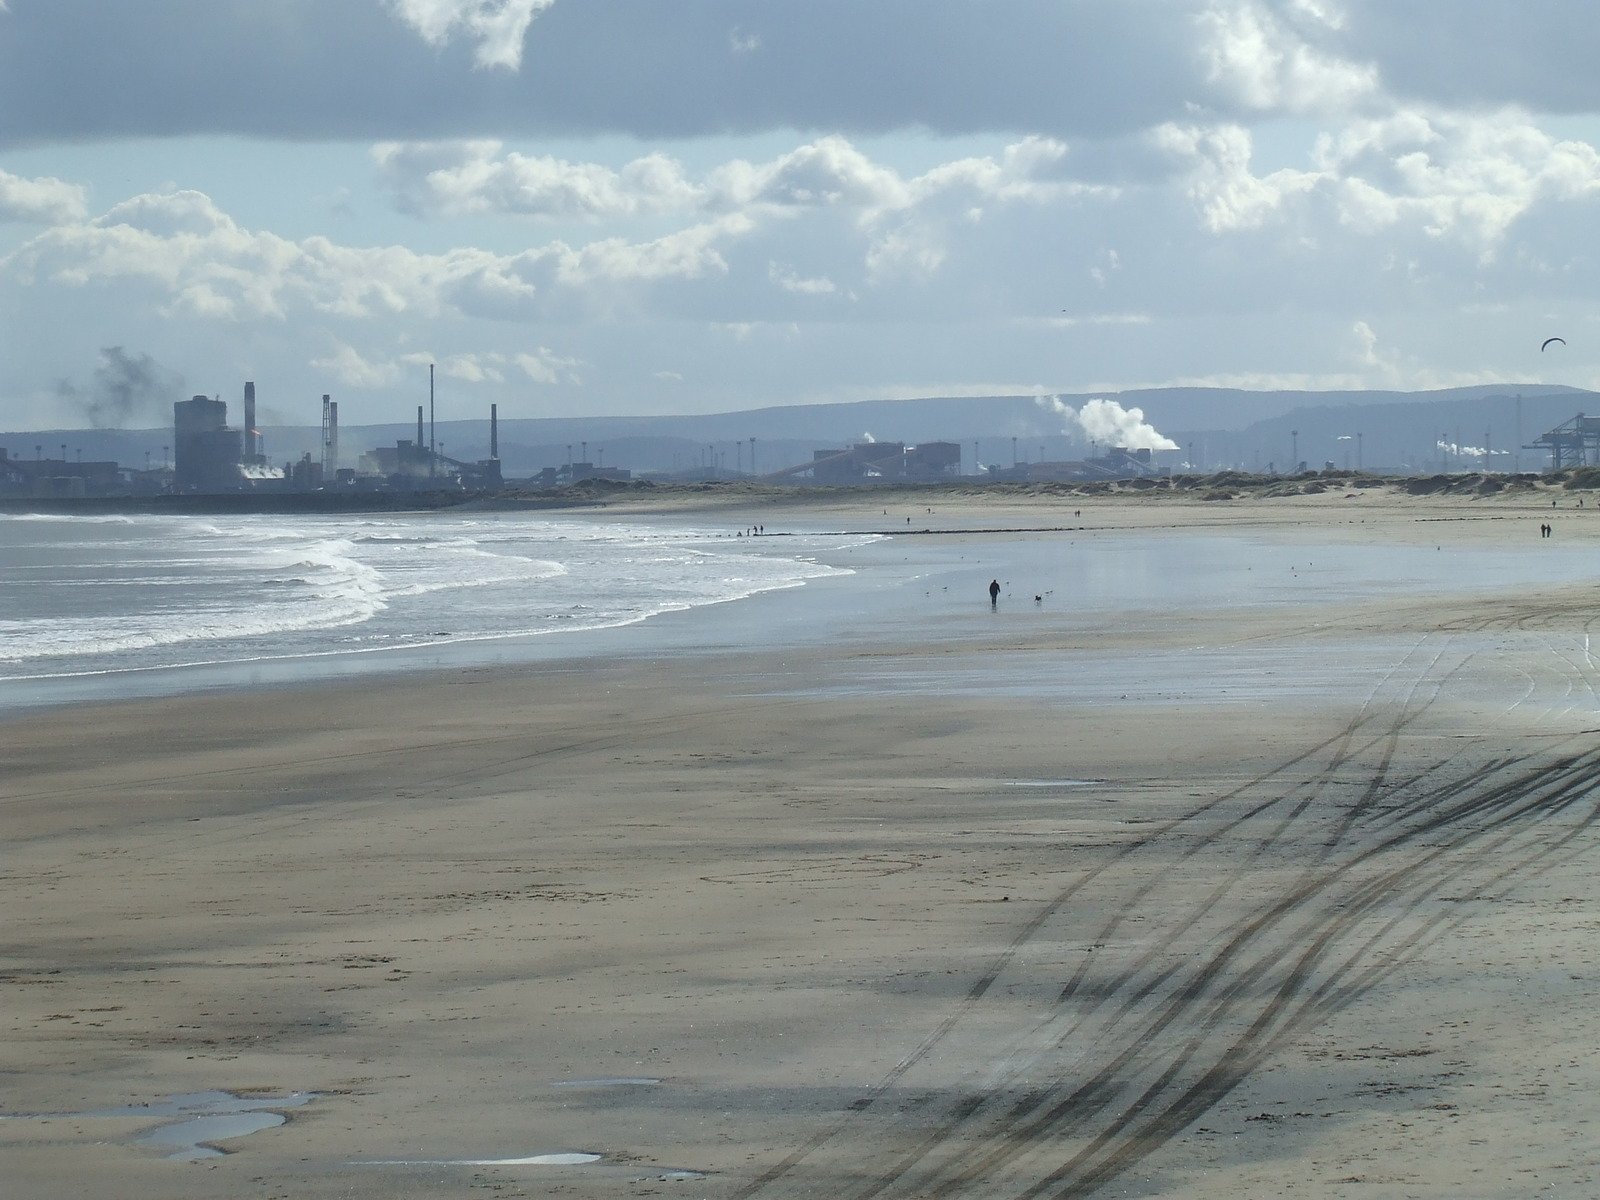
[7,510,1599,716]
[0,511,858,689]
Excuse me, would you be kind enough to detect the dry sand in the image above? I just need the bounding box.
[6,490,1600,1197]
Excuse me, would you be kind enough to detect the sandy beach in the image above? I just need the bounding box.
[7,489,1600,1197]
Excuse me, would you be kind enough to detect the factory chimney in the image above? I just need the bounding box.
[320,394,338,478]
[416,405,424,448]
[243,381,257,458]
[429,363,436,478]
[490,403,499,460]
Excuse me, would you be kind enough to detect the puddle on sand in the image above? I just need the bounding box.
[2,1090,314,1162]
[1004,779,1103,788]
[361,1151,601,1166]
[553,1077,661,1088]
[137,1111,289,1161]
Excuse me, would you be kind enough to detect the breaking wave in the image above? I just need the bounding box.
[0,511,858,680]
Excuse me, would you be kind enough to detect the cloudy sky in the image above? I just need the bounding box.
[2,0,1597,430]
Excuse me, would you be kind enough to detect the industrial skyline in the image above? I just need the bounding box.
[3,371,1597,501]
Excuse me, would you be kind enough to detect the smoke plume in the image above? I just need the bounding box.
[55,347,183,429]
[1035,395,1178,452]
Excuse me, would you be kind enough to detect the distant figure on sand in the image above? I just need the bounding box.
[989,579,1001,607]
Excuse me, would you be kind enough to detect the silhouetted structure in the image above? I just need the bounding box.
[173,395,243,492]
[320,394,338,479]
[0,447,125,497]
[771,440,963,483]
[997,447,1159,482]
[242,380,263,462]
[1526,413,1600,471]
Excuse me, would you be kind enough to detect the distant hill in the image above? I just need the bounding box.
[1179,389,1594,473]
[4,384,1591,477]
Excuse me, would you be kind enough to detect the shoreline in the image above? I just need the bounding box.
[7,491,1599,718]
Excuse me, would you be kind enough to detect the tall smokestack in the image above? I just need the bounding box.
[417,405,424,447]
[429,363,436,478]
[243,381,257,457]
[490,403,499,459]
[320,394,337,478]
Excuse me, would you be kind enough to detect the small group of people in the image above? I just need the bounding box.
[736,525,767,537]
[1539,522,1554,538]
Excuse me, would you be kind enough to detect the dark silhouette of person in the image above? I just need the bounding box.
[989,579,1001,607]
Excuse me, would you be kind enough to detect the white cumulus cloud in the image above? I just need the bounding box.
[768,262,837,295]
[373,140,698,219]
[709,136,911,212]
[312,342,403,388]
[374,134,1101,235]
[1155,123,1319,232]
[513,347,582,384]
[2,188,754,324]
[1317,109,1600,249]
[1197,0,1377,113]
[313,343,581,389]
[0,168,87,225]
[1159,106,1600,254]
[553,214,752,286]
[865,225,946,283]
[385,0,553,70]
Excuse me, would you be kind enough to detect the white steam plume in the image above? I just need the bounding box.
[1034,395,1178,452]
[1436,440,1507,458]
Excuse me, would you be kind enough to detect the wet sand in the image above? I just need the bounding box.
[6,492,1600,1197]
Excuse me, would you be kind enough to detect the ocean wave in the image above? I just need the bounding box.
[0,534,388,664]
[0,512,862,678]
[0,589,377,663]
[386,556,569,599]
[0,512,138,524]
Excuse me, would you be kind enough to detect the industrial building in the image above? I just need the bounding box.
[359,402,505,490]
[527,460,632,487]
[155,374,510,496]
[0,446,129,497]
[767,440,963,484]
[173,395,244,492]
[994,447,1161,483]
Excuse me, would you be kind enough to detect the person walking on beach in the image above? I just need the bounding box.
[989,579,1001,607]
